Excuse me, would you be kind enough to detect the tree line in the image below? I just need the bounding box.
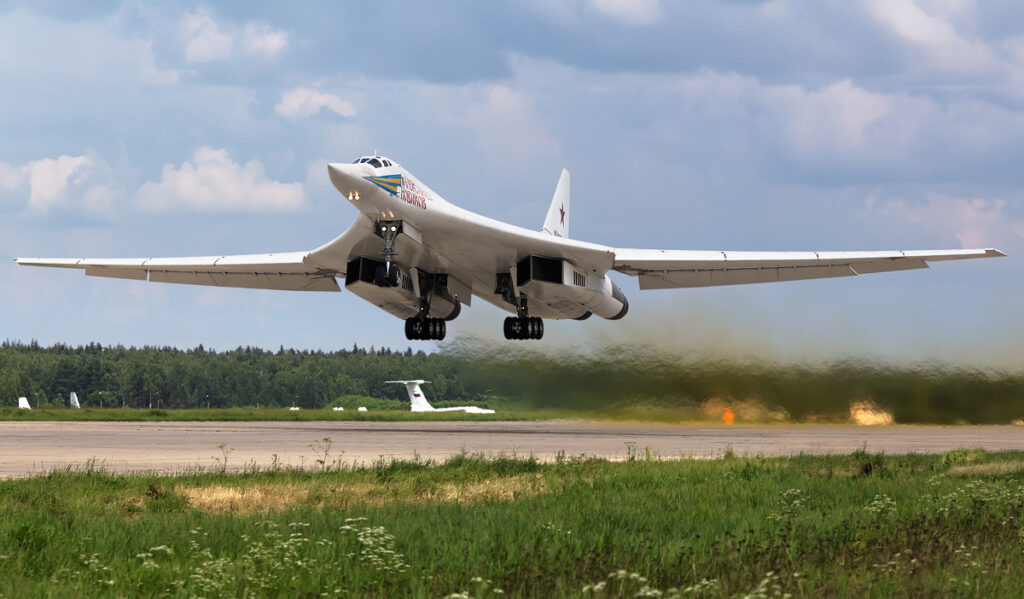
[0,340,474,409]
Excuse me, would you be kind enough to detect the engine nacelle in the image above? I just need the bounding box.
[345,258,462,320]
[514,255,628,320]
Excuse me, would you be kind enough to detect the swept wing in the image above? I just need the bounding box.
[612,248,1005,289]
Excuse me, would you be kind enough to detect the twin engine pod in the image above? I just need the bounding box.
[345,257,465,321]
[510,255,629,320]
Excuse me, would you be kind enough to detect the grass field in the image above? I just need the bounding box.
[3,449,1024,597]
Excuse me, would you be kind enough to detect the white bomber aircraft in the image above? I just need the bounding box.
[16,155,1005,341]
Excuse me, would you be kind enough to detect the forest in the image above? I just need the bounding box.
[0,340,472,410]
[4,339,1024,423]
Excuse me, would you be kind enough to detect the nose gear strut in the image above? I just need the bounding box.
[373,220,402,287]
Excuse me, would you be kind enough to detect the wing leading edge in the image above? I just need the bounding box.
[13,215,381,292]
[612,248,1005,289]
[14,253,341,292]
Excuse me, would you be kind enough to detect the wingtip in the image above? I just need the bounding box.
[986,248,1008,258]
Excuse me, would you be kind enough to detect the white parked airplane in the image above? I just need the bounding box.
[15,155,1004,341]
[384,380,496,414]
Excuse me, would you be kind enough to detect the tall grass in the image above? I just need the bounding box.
[3,451,1024,596]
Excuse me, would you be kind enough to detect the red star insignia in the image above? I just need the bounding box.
[559,204,565,225]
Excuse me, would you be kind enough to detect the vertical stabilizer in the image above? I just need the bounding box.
[541,169,570,238]
[384,380,434,412]
[70,392,80,409]
[18,397,30,410]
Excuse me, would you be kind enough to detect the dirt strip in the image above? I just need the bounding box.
[2,420,1023,477]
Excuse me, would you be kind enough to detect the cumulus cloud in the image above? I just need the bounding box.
[771,79,892,154]
[588,0,661,26]
[133,147,304,213]
[275,87,356,119]
[0,11,178,86]
[242,23,290,59]
[182,11,233,64]
[526,60,1024,182]
[879,195,1024,248]
[458,85,560,165]
[0,155,114,215]
[865,0,997,73]
[182,11,288,63]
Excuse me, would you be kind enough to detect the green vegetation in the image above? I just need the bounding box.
[4,450,1024,597]
[0,340,482,412]
[5,339,1024,423]
[0,407,528,422]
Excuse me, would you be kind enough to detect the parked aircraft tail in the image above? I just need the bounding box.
[383,380,496,414]
[18,397,30,410]
[70,392,80,409]
[541,169,570,238]
[384,379,433,411]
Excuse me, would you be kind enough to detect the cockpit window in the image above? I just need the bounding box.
[352,156,395,167]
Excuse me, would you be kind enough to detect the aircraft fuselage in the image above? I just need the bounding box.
[326,161,628,329]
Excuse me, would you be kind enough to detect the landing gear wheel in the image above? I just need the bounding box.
[502,316,544,340]
[406,317,446,341]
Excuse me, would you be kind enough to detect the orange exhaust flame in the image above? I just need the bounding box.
[722,407,735,425]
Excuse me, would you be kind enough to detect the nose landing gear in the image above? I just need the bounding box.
[374,220,402,288]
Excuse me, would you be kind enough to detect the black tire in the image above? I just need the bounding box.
[437,319,446,340]
[386,264,401,287]
[535,317,544,339]
[503,317,513,340]
[405,318,416,340]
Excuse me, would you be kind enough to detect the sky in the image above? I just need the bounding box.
[1,0,1022,367]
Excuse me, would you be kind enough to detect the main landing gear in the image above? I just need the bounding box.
[405,317,446,341]
[503,316,544,340]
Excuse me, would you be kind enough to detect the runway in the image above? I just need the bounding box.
[2,420,1024,477]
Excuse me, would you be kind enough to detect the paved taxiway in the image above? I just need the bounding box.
[2,420,1024,477]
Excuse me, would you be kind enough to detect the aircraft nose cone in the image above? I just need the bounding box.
[327,162,372,198]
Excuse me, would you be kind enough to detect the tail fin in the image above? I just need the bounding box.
[70,392,80,409]
[18,397,30,410]
[541,169,570,238]
[384,380,434,412]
